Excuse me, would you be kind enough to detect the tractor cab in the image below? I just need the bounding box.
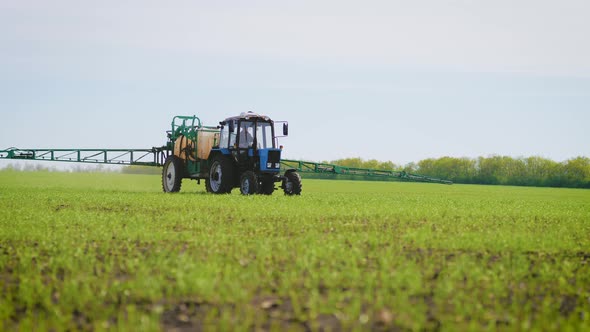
[219,114,274,150]
[217,112,284,173]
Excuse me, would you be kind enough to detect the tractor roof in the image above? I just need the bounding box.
[223,111,272,123]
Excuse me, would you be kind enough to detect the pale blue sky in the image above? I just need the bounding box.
[1,0,589,167]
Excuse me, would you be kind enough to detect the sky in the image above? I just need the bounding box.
[1,0,589,169]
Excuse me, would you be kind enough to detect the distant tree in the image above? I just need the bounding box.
[403,162,418,173]
[330,158,400,171]
[562,157,590,188]
[475,156,502,184]
[364,159,380,170]
[416,157,476,183]
[524,156,560,186]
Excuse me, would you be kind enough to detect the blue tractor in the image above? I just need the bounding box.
[161,112,302,195]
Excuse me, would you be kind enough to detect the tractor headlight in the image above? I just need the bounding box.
[267,162,272,168]
[275,163,280,168]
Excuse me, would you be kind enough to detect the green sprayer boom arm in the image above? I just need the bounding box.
[0,148,452,184]
[281,159,452,184]
[0,147,168,167]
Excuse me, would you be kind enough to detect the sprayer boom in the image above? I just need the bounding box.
[1,148,452,185]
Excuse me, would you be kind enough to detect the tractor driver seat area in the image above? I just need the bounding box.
[239,122,255,149]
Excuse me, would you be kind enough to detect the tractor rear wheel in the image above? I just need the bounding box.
[206,155,234,194]
[162,155,184,193]
[283,171,302,196]
[240,171,259,195]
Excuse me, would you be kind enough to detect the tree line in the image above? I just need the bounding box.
[327,156,590,188]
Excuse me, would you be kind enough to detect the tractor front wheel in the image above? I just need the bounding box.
[260,177,275,195]
[206,155,234,194]
[240,171,259,195]
[282,171,302,196]
[162,155,184,193]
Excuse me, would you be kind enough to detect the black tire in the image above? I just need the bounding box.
[206,155,234,194]
[162,156,184,193]
[283,171,302,196]
[260,177,275,195]
[240,171,259,195]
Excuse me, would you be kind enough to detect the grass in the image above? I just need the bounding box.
[0,170,589,331]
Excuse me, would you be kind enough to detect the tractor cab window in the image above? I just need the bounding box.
[220,120,237,149]
[219,126,229,148]
[238,121,255,148]
[256,122,274,149]
[228,120,237,148]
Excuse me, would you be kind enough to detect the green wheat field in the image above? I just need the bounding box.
[1,170,589,331]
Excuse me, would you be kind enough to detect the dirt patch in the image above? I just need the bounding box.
[160,301,211,332]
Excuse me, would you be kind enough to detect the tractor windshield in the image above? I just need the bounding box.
[238,121,274,149]
[256,122,274,149]
[239,122,255,148]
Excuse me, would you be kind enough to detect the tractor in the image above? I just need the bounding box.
[162,112,302,195]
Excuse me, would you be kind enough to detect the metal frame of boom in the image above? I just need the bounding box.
[0,148,452,184]
[281,159,452,184]
[0,147,168,167]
